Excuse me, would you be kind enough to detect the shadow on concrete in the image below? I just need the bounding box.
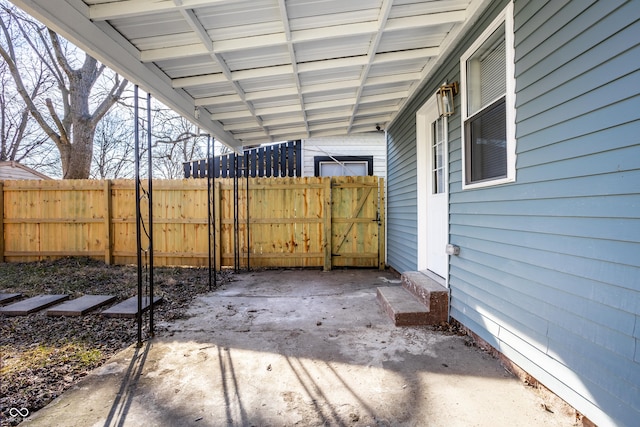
[22,269,577,427]
[103,342,150,427]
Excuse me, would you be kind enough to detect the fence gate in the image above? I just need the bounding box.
[330,176,385,269]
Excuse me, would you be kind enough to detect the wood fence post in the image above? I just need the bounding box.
[215,180,221,270]
[0,181,4,263]
[104,180,112,264]
[378,177,386,270]
[323,177,332,271]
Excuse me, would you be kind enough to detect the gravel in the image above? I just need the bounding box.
[0,257,232,426]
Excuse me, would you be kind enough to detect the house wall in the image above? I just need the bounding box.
[386,0,507,274]
[386,1,640,426]
[301,133,386,178]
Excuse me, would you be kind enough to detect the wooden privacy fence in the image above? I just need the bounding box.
[0,177,385,269]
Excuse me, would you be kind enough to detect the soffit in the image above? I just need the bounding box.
[10,0,490,150]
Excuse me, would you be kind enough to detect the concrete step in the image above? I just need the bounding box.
[377,286,431,326]
[102,296,163,318]
[0,294,70,316]
[377,271,449,327]
[401,271,448,325]
[47,295,117,317]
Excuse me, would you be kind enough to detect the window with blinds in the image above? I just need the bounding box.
[460,2,516,188]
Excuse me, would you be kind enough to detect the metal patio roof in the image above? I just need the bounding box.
[10,0,490,151]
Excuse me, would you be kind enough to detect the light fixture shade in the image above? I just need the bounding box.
[436,82,459,117]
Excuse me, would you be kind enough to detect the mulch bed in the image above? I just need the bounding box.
[0,257,231,426]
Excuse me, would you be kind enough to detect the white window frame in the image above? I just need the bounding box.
[460,1,516,190]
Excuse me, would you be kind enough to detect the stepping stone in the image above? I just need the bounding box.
[102,296,163,318]
[0,293,23,305]
[0,294,69,316]
[47,295,117,317]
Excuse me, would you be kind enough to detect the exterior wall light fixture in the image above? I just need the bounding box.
[436,82,459,117]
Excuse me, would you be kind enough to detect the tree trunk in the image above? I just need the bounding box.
[60,119,95,179]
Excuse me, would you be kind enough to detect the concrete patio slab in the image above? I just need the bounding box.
[21,269,576,427]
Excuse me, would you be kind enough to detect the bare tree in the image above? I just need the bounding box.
[91,107,136,179]
[150,105,208,179]
[0,28,50,163]
[0,3,128,178]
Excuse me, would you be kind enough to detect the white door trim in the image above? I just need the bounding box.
[416,94,449,285]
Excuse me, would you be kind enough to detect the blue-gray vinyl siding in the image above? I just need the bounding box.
[386,112,418,272]
[385,0,508,273]
[387,1,640,426]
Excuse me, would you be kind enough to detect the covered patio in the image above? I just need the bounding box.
[10,0,491,150]
[20,269,576,426]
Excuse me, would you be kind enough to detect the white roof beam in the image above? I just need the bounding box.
[173,1,266,134]
[347,0,393,133]
[278,0,309,137]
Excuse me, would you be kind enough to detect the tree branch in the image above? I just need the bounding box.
[0,20,61,146]
[48,29,74,80]
[45,98,68,145]
[91,76,128,124]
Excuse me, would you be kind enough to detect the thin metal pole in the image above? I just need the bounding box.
[233,155,239,270]
[212,139,217,288]
[146,92,154,337]
[134,85,142,348]
[207,135,212,291]
[246,157,250,271]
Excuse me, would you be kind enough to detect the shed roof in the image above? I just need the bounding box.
[0,161,52,180]
[10,0,490,151]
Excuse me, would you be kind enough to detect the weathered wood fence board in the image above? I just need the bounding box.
[0,177,384,269]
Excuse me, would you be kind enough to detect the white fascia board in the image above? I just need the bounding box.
[10,0,242,151]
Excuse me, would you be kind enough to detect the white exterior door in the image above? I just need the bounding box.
[416,95,449,282]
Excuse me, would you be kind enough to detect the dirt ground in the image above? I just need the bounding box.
[12,268,580,427]
[0,257,229,426]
